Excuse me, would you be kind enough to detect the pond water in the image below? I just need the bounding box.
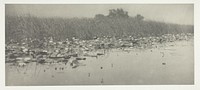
[5,40,194,85]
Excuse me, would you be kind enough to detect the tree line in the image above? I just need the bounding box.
[5,9,193,42]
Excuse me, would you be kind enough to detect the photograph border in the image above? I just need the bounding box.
[1,0,199,90]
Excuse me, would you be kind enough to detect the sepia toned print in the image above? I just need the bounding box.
[5,4,194,85]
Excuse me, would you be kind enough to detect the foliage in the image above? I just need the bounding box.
[5,12,193,42]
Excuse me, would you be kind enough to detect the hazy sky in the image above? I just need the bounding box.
[5,4,194,25]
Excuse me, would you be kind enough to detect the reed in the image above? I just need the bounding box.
[5,15,193,42]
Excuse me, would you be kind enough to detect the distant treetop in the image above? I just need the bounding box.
[95,8,129,19]
[107,8,129,18]
[95,8,144,21]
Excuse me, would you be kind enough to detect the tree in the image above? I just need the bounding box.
[107,8,129,18]
[95,14,105,19]
[135,14,144,21]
